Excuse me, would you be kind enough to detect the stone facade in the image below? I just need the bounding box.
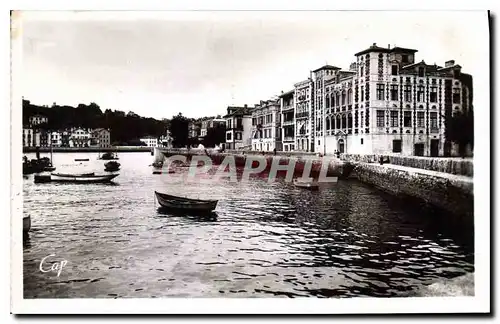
[251,98,282,152]
[294,43,473,157]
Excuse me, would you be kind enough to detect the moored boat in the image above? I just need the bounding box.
[75,158,90,162]
[104,161,121,172]
[154,191,218,214]
[293,179,319,190]
[99,151,119,160]
[35,173,118,184]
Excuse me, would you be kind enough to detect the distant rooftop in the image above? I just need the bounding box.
[355,43,418,56]
[312,65,342,73]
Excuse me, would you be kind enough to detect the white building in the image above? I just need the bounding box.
[289,43,473,157]
[69,128,91,148]
[280,90,295,152]
[251,98,282,152]
[23,128,35,147]
[140,136,158,147]
[29,114,48,127]
[224,105,253,150]
[50,131,61,147]
[294,79,313,152]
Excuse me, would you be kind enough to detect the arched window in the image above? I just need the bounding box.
[342,114,347,129]
[347,89,353,105]
[326,118,330,130]
[326,95,330,108]
[336,115,341,129]
[341,91,346,105]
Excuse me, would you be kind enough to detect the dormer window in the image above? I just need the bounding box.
[402,55,409,63]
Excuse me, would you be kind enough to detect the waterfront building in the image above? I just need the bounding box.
[50,131,61,147]
[294,79,313,152]
[91,128,111,148]
[280,90,295,152]
[224,105,253,150]
[69,128,91,147]
[291,43,473,157]
[22,128,34,147]
[28,114,48,127]
[188,121,201,141]
[199,118,226,141]
[140,136,158,147]
[60,130,71,147]
[251,98,282,152]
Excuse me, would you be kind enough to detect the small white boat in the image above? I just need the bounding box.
[34,173,119,184]
[50,173,119,183]
[293,179,319,190]
[23,215,31,233]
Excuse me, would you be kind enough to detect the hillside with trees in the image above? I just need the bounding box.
[23,99,170,145]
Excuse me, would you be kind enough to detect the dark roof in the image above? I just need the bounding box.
[279,89,295,98]
[355,44,418,56]
[355,44,391,56]
[224,106,253,117]
[312,65,341,72]
[391,46,418,54]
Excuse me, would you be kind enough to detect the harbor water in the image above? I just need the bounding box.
[22,152,474,298]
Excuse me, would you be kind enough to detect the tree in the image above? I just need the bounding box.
[203,123,226,148]
[170,113,189,148]
[444,110,474,157]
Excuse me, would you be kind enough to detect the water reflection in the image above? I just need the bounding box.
[22,152,473,298]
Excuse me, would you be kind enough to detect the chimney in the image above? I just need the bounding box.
[388,44,391,49]
[244,104,247,108]
[372,42,377,47]
[445,60,455,67]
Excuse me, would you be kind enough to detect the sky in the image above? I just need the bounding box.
[19,11,488,119]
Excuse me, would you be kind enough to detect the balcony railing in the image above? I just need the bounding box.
[282,105,294,111]
[282,120,295,126]
[295,112,309,119]
[283,136,294,142]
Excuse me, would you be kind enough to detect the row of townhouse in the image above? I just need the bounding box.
[22,127,112,148]
[219,43,473,157]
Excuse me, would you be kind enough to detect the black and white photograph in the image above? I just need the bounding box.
[9,6,490,315]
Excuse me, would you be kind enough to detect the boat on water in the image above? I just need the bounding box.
[293,179,319,190]
[53,172,95,177]
[99,151,119,160]
[74,158,90,162]
[154,191,218,214]
[35,173,118,184]
[104,161,121,172]
[23,215,31,233]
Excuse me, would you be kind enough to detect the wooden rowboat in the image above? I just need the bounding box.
[293,179,319,190]
[35,173,119,183]
[155,191,218,214]
[74,158,90,162]
[52,172,95,177]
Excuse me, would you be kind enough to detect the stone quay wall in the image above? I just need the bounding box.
[341,153,473,177]
[353,162,474,218]
[154,148,349,177]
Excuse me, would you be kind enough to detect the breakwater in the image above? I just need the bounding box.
[23,146,154,153]
[352,162,473,220]
[155,148,473,220]
[341,153,473,177]
[154,148,349,178]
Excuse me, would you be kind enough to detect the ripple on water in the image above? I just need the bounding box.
[23,152,474,298]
